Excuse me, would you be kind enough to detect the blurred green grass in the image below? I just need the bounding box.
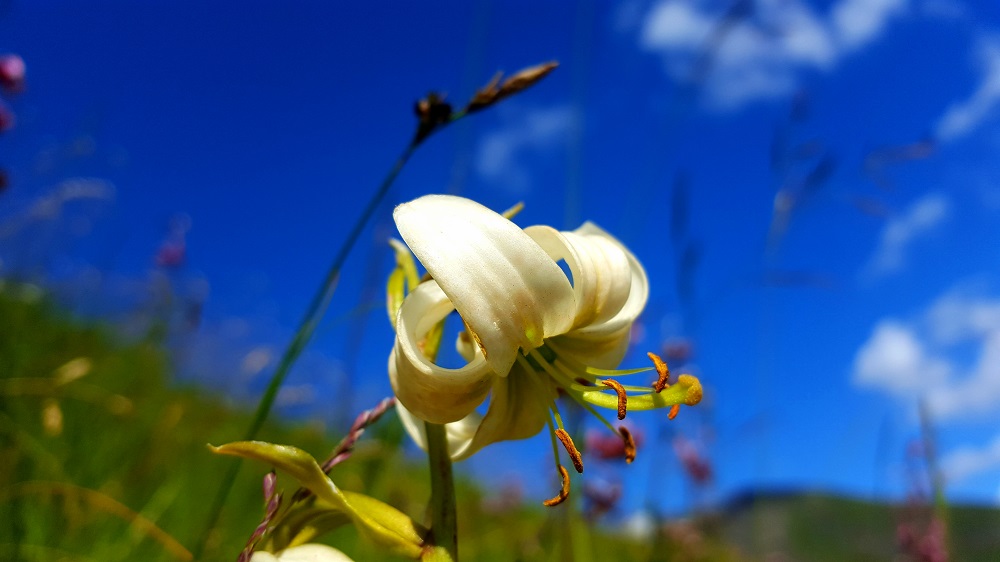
[0,282,393,561]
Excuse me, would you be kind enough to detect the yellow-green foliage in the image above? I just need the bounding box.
[0,285,345,561]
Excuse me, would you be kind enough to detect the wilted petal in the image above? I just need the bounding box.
[394,194,575,375]
[389,280,493,424]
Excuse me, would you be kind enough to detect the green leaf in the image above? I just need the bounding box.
[210,441,427,559]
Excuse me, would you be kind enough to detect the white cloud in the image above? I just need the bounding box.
[832,0,908,50]
[852,287,1000,420]
[942,434,1000,483]
[927,288,1000,343]
[861,193,950,279]
[642,1,714,50]
[474,105,573,191]
[854,321,951,394]
[935,37,1000,142]
[926,332,1000,417]
[639,0,908,110]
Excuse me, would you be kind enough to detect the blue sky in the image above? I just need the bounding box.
[3,0,1000,516]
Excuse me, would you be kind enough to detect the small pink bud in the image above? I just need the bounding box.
[0,54,25,92]
[155,241,185,268]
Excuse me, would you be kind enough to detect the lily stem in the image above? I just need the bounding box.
[194,138,418,558]
[425,422,458,561]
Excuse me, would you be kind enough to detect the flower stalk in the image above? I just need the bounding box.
[196,61,560,558]
[424,423,458,562]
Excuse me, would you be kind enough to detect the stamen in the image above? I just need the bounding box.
[501,201,525,220]
[618,426,636,464]
[668,404,680,420]
[555,428,584,473]
[546,340,653,377]
[471,329,487,359]
[566,389,620,435]
[543,465,571,507]
[648,352,671,393]
[601,379,628,420]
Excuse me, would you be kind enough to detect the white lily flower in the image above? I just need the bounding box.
[387,195,702,501]
[250,544,354,562]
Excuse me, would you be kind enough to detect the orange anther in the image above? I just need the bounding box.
[555,428,584,473]
[601,379,628,420]
[619,426,636,464]
[648,351,671,393]
[668,404,681,420]
[543,465,571,507]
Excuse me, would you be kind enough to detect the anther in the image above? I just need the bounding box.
[555,428,584,473]
[668,404,681,420]
[648,352,671,393]
[543,465,571,507]
[618,426,636,464]
[601,379,628,420]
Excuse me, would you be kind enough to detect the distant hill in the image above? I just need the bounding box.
[717,489,1000,560]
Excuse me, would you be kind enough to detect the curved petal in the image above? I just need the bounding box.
[569,222,649,338]
[455,325,478,363]
[552,322,632,370]
[524,225,632,330]
[394,195,576,375]
[395,401,483,458]
[389,280,493,424]
[451,362,555,461]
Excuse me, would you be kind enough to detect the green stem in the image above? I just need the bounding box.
[425,422,457,561]
[193,140,418,558]
[193,107,475,557]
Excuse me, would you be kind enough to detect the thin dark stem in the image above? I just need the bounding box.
[425,422,457,561]
[192,79,524,554]
[193,140,417,558]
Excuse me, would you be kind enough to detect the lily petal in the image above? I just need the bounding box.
[551,323,633,370]
[568,222,649,339]
[396,363,553,461]
[452,361,555,460]
[389,280,493,424]
[524,225,633,330]
[395,401,483,459]
[394,195,576,375]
